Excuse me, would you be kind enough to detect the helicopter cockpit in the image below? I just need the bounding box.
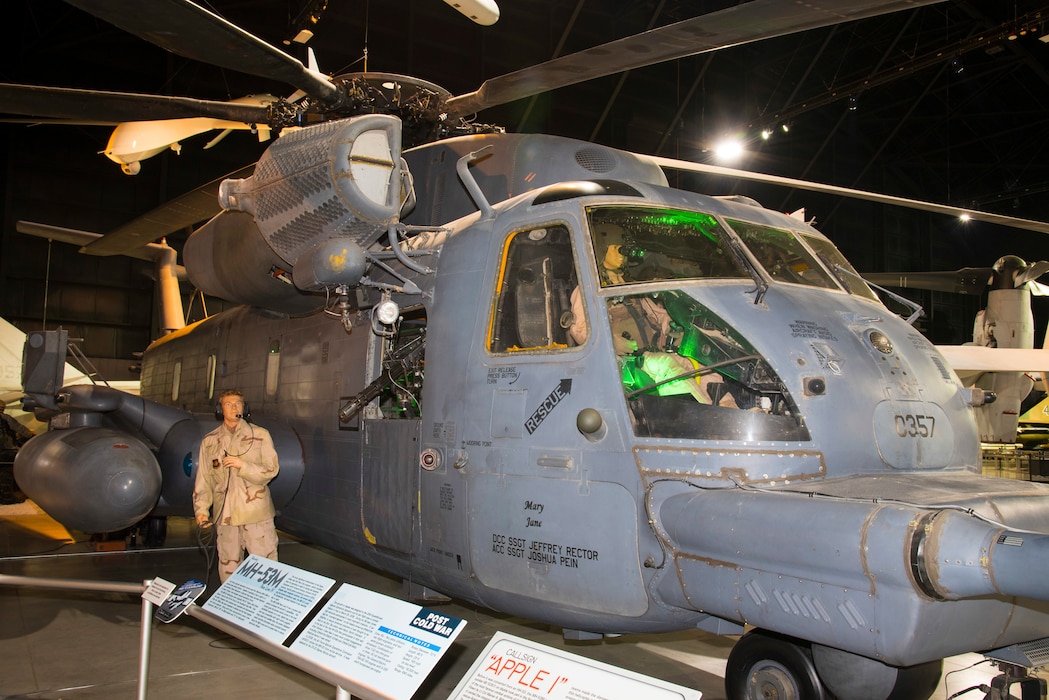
[479,200,883,442]
[581,204,868,442]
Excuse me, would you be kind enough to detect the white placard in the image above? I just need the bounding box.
[142,576,176,606]
[289,582,466,699]
[450,632,701,700]
[202,555,335,644]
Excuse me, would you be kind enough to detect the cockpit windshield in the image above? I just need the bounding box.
[724,219,838,290]
[586,206,749,287]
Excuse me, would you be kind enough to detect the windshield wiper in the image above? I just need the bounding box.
[835,266,924,325]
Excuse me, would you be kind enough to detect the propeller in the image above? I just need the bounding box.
[23,0,1036,263]
[650,157,1049,236]
[2,0,946,129]
[862,256,1049,296]
[444,0,950,119]
[65,0,341,107]
[78,164,256,257]
[0,84,272,124]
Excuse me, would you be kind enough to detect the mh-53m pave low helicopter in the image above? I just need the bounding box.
[9,1,1049,698]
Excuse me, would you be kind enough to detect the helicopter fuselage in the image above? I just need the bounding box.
[134,169,1049,668]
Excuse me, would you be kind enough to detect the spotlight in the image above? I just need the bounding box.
[959,213,971,222]
[847,95,859,111]
[760,128,772,140]
[713,137,745,163]
[781,123,790,133]
[950,57,964,74]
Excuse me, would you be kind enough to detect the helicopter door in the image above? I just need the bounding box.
[361,418,420,554]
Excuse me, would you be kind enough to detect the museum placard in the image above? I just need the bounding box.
[289,582,466,699]
[450,632,701,700]
[202,555,335,644]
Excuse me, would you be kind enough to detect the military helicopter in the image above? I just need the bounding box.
[9,1,1049,699]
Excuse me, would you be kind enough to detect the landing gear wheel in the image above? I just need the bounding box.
[725,629,829,700]
[811,642,943,700]
[884,660,942,700]
[143,516,167,548]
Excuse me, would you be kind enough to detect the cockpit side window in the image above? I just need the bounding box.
[586,206,748,287]
[725,219,838,290]
[488,224,584,354]
[800,233,879,301]
[616,290,810,441]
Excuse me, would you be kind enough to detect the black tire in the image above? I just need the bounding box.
[884,659,942,700]
[725,629,830,700]
[143,516,168,548]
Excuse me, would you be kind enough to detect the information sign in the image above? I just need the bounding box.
[450,632,702,700]
[202,555,335,644]
[289,582,466,699]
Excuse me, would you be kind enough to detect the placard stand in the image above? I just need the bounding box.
[160,555,466,700]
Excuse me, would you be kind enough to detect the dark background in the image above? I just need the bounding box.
[2,0,1048,378]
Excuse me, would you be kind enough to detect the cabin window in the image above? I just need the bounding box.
[586,206,748,286]
[726,219,837,290]
[171,360,182,402]
[206,354,217,400]
[265,339,280,397]
[488,224,584,353]
[615,291,810,441]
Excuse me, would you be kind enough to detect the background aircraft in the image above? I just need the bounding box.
[868,257,1049,443]
[6,2,1049,700]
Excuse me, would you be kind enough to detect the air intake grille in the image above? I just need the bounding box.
[574,147,617,173]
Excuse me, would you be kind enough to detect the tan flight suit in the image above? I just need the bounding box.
[193,419,280,581]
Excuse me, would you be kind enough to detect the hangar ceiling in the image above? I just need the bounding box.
[2,0,1048,374]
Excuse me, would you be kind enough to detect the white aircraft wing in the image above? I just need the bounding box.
[938,345,1049,392]
[936,346,1049,374]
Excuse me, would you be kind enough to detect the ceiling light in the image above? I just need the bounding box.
[847,95,859,111]
[712,138,745,163]
[760,128,772,140]
[950,57,964,74]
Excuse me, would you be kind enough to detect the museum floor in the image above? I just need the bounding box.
[0,502,1024,700]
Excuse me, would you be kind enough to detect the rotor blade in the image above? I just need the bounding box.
[445,0,946,119]
[16,221,185,268]
[863,270,993,294]
[650,156,1049,236]
[1017,261,1049,287]
[0,83,271,123]
[65,0,339,104]
[0,117,119,127]
[78,164,255,257]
